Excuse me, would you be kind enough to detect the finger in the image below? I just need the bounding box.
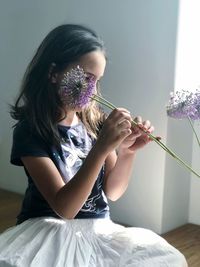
[120,128,132,139]
[143,120,151,129]
[137,121,154,134]
[133,116,143,125]
[146,125,154,133]
[111,108,131,118]
[110,109,132,126]
[117,119,132,130]
[126,131,141,140]
[115,107,131,114]
[130,116,141,132]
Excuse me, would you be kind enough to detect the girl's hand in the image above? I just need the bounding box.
[118,116,158,155]
[97,108,132,154]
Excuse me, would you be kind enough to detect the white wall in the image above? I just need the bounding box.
[0,1,64,193]
[161,119,192,233]
[0,0,180,234]
[168,0,200,225]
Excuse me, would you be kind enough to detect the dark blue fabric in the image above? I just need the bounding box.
[11,120,109,224]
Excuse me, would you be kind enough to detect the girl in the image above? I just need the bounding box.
[0,24,187,267]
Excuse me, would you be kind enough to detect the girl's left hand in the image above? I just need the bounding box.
[118,116,157,154]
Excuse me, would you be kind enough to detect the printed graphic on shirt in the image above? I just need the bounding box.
[80,178,102,213]
[59,123,108,215]
[60,125,92,181]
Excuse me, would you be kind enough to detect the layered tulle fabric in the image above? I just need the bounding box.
[0,218,187,267]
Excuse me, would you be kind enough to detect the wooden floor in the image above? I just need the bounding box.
[0,189,200,266]
[162,224,200,267]
[0,188,23,232]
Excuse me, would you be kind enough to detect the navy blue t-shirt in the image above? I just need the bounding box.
[11,120,109,224]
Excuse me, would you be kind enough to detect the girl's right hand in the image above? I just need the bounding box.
[96,108,133,154]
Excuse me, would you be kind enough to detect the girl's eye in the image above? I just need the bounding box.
[85,75,98,84]
[85,73,101,86]
[85,76,91,81]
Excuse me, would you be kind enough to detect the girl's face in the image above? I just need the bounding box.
[57,51,106,111]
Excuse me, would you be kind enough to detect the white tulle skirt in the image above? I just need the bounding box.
[0,217,187,267]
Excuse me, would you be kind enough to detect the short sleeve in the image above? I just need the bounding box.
[10,121,50,166]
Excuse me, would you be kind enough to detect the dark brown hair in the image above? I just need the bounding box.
[10,24,106,148]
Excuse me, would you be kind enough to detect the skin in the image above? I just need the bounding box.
[22,51,156,219]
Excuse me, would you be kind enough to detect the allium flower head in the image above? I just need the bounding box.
[166,89,200,120]
[59,65,96,109]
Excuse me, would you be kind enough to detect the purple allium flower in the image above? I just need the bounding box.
[59,65,96,109]
[166,89,200,120]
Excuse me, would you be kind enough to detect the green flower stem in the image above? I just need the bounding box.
[187,116,200,148]
[92,94,200,178]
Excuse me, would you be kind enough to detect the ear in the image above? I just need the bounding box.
[48,63,57,83]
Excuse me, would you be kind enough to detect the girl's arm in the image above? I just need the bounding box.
[21,108,132,219]
[103,150,135,201]
[22,141,108,220]
[103,117,155,201]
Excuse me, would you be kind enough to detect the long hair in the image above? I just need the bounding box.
[10,24,106,148]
